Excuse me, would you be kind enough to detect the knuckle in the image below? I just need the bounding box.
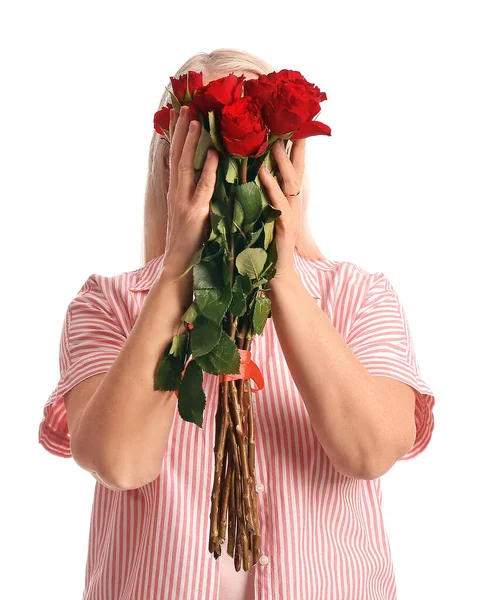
[178,160,190,173]
[196,176,215,193]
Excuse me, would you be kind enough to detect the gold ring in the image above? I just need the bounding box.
[285,190,301,197]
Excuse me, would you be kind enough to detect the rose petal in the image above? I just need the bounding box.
[291,120,332,140]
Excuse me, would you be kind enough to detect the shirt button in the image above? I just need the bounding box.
[255,483,264,493]
[259,555,269,565]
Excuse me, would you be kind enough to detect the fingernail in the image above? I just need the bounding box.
[264,165,270,175]
[189,120,196,132]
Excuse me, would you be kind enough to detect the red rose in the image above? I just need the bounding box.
[244,69,331,140]
[220,96,268,158]
[191,74,246,116]
[154,102,173,136]
[153,101,200,138]
[170,71,204,104]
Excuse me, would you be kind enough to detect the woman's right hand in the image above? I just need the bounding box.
[163,105,220,276]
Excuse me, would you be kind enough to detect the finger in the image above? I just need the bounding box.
[169,108,177,144]
[272,139,301,197]
[289,139,306,180]
[168,105,191,196]
[258,165,290,212]
[194,149,219,206]
[177,118,203,198]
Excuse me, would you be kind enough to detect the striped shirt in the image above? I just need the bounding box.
[38,250,435,600]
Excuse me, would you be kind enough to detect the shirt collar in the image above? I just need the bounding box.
[128,250,329,300]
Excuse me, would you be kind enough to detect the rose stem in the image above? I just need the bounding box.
[218,425,232,543]
[209,379,229,555]
[209,311,237,554]
[246,377,261,565]
[236,318,249,444]
[226,399,242,555]
[241,157,248,186]
[243,329,260,564]
[228,386,249,570]
[227,466,236,557]
[234,462,243,571]
[229,379,256,536]
[235,311,260,566]
[218,424,229,538]
[241,485,251,572]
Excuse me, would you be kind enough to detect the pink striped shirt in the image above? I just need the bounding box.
[38,250,435,600]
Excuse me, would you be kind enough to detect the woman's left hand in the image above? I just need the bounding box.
[258,138,306,282]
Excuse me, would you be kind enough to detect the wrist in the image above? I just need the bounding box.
[158,264,194,304]
[266,268,301,295]
[162,254,191,276]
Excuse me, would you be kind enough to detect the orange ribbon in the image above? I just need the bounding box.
[174,348,264,399]
[220,348,265,392]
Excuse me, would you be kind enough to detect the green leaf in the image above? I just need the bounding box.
[255,170,266,196]
[165,87,181,112]
[194,286,232,324]
[228,287,247,317]
[259,261,275,280]
[228,274,250,317]
[247,151,269,182]
[222,252,233,286]
[210,210,222,232]
[177,359,206,428]
[252,295,271,335]
[193,126,213,171]
[211,186,227,216]
[216,218,229,253]
[193,260,222,289]
[155,341,183,391]
[169,333,188,357]
[233,199,244,229]
[190,317,222,357]
[192,352,215,375]
[194,330,241,375]
[235,273,252,295]
[225,157,239,184]
[262,204,282,223]
[263,220,274,249]
[235,247,268,280]
[201,244,223,263]
[267,237,278,265]
[182,301,199,324]
[248,224,263,247]
[208,111,226,154]
[216,216,227,236]
[235,182,262,227]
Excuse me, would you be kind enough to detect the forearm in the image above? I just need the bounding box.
[75,263,193,489]
[266,270,399,480]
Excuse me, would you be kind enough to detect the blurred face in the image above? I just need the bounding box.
[161,69,260,171]
[203,70,259,85]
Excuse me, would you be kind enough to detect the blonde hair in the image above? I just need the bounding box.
[142,48,326,265]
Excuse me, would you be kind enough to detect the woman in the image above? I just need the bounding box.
[38,48,436,600]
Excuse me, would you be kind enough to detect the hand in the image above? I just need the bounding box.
[163,105,220,275]
[258,138,306,281]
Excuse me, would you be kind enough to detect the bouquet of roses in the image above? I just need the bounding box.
[153,69,331,571]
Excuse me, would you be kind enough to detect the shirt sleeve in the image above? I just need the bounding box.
[345,271,436,461]
[38,277,127,458]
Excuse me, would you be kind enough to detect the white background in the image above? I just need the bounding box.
[2,0,487,598]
